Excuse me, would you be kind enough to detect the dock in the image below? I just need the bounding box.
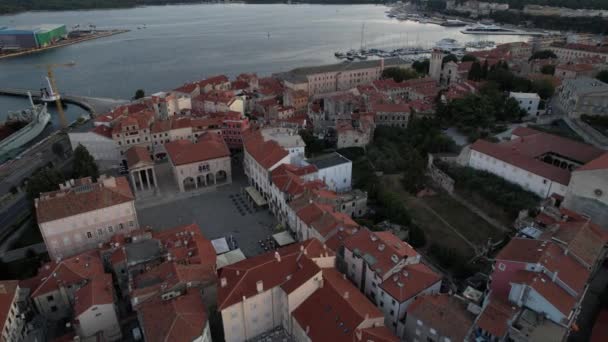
[0,88,129,117]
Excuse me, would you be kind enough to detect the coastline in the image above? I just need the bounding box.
[0,30,130,60]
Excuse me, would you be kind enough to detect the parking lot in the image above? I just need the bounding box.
[136,169,280,257]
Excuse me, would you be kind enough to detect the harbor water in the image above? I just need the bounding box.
[0,4,528,121]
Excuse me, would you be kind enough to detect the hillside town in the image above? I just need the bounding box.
[2,29,608,342]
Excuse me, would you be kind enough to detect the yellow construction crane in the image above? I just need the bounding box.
[36,61,76,129]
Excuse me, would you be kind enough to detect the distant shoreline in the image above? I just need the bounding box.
[0,1,382,16]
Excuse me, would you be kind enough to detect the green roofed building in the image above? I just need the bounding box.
[0,24,67,49]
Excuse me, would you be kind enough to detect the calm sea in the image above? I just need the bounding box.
[0,3,528,123]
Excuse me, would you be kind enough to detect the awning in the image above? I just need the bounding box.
[211,238,230,255]
[245,186,267,206]
[273,231,296,247]
[216,249,247,269]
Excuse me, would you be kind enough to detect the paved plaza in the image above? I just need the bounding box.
[136,161,280,257]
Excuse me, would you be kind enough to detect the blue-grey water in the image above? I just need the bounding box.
[0,3,527,123]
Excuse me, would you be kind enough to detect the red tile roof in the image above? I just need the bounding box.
[344,228,418,278]
[35,176,134,224]
[198,75,229,88]
[91,125,113,139]
[406,294,475,341]
[576,152,608,172]
[73,273,114,317]
[138,291,208,342]
[296,202,359,238]
[539,220,608,266]
[556,63,595,73]
[292,268,385,342]
[217,239,329,310]
[379,263,441,302]
[173,82,199,94]
[24,250,105,297]
[496,238,591,304]
[370,103,411,113]
[125,146,152,168]
[152,224,217,269]
[511,270,576,316]
[476,295,519,338]
[591,309,608,342]
[243,130,289,169]
[511,126,540,138]
[501,128,602,163]
[165,133,229,166]
[0,280,18,331]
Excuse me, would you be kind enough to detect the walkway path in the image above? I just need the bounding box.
[563,117,608,150]
[0,88,129,116]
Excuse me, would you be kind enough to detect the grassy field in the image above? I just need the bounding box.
[381,175,504,260]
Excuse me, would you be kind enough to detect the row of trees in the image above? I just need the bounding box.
[468,60,555,98]
[26,145,99,200]
[436,161,541,219]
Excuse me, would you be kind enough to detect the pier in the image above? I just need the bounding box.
[0,88,129,116]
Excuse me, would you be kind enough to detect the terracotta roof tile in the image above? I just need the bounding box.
[344,228,418,278]
[379,263,441,302]
[407,294,475,341]
[476,295,518,338]
[358,326,399,342]
[35,176,134,224]
[217,239,327,310]
[243,130,289,169]
[577,152,608,172]
[125,146,152,168]
[292,268,386,342]
[165,133,229,166]
[73,273,114,317]
[138,291,208,342]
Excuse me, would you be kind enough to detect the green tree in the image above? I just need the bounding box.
[596,70,608,83]
[541,64,555,75]
[51,142,64,159]
[26,168,64,200]
[381,67,419,83]
[532,79,555,100]
[412,59,430,75]
[468,61,483,81]
[133,89,145,100]
[481,60,489,79]
[72,144,99,180]
[461,54,478,62]
[529,50,557,61]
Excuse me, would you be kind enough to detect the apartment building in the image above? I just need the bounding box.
[217,239,335,342]
[403,293,475,342]
[0,281,28,342]
[35,175,138,261]
[549,43,608,63]
[275,58,408,96]
[556,77,608,118]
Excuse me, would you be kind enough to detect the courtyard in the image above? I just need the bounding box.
[136,159,281,257]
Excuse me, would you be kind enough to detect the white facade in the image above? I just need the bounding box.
[39,200,138,261]
[76,303,122,341]
[0,284,27,342]
[468,149,568,198]
[510,92,541,117]
[244,150,290,199]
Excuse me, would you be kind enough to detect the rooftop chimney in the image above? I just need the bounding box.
[256,280,264,293]
[220,277,227,288]
[275,251,281,262]
[0,284,6,294]
[344,291,349,299]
